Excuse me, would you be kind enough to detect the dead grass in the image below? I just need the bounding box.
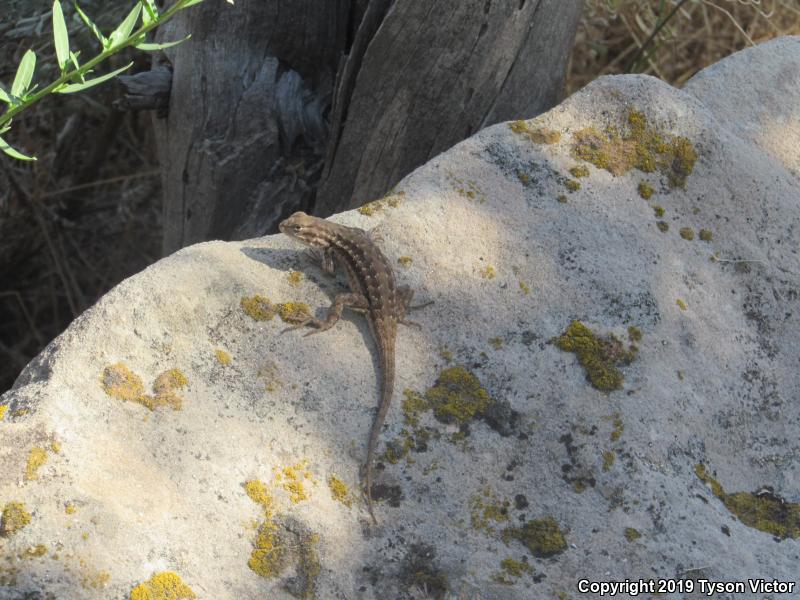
[567,0,800,93]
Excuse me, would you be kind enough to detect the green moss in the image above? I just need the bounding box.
[695,463,800,539]
[1,502,31,537]
[699,228,713,242]
[505,517,567,558]
[610,414,624,442]
[624,527,642,542]
[656,221,669,233]
[401,389,429,427]
[470,487,510,532]
[554,321,637,392]
[508,120,561,144]
[488,337,503,350]
[638,181,654,199]
[492,557,534,584]
[328,475,352,508]
[516,171,530,185]
[557,194,568,203]
[602,450,616,472]
[565,179,581,192]
[652,205,664,217]
[627,326,642,342]
[571,110,697,188]
[241,294,275,321]
[425,366,492,424]
[519,281,530,295]
[130,572,196,600]
[569,165,589,178]
[277,301,311,324]
[679,227,695,241]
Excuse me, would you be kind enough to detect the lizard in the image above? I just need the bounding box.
[279,211,420,523]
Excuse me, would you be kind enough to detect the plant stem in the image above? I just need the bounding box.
[626,0,691,73]
[0,0,195,128]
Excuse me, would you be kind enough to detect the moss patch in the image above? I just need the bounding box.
[425,367,492,425]
[679,227,695,240]
[624,527,642,542]
[241,294,275,321]
[554,321,637,392]
[557,194,568,203]
[130,571,196,600]
[699,228,713,241]
[505,517,567,558]
[565,179,581,192]
[1,502,31,537]
[602,450,615,472]
[569,165,589,178]
[328,475,352,508]
[652,205,664,217]
[508,120,561,144]
[470,487,510,533]
[695,464,800,539]
[627,326,642,342]
[638,181,654,199]
[492,557,534,585]
[214,349,232,366]
[610,413,624,442]
[25,447,47,480]
[276,301,311,324]
[287,270,303,287]
[656,221,669,233]
[397,256,412,267]
[571,110,697,188]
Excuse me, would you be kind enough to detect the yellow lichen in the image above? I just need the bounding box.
[602,450,615,472]
[244,479,274,514]
[610,414,624,442]
[505,517,567,558]
[277,301,311,324]
[101,362,145,402]
[0,405,7,421]
[508,120,561,144]
[241,294,275,321]
[478,265,496,280]
[130,571,196,600]
[150,368,189,411]
[1,502,31,537]
[679,227,695,240]
[23,544,47,558]
[571,110,696,189]
[554,321,636,392]
[397,256,413,267]
[425,367,491,425]
[519,281,530,295]
[565,179,581,192]
[676,298,687,311]
[214,349,232,365]
[248,520,286,578]
[275,461,313,504]
[653,205,664,217]
[287,270,303,287]
[358,192,404,216]
[328,475,352,508]
[624,527,642,542]
[50,440,61,453]
[569,165,589,178]
[699,228,713,242]
[65,503,76,515]
[25,447,48,480]
[638,181,654,199]
[695,464,800,539]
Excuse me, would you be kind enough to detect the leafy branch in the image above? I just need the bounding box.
[0,0,205,161]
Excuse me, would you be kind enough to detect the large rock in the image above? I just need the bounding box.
[2,37,799,600]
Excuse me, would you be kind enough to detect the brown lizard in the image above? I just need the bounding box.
[279,211,420,523]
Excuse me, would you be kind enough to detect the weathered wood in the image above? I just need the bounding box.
[315,0,583,215]
[152,0,582,253]
[114,66,172,115]
[152,0,350,254]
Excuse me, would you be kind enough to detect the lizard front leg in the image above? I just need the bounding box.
[396,285,432,328]
[296,292,369,336]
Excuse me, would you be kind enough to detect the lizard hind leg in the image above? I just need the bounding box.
[302,292,369,336]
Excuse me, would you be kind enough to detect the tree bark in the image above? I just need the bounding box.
[152,0,582,254]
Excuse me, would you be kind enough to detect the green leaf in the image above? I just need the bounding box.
[68,51,84,82]
[56,62,133,94]
[140,0,158,25]
[109,4,142,48]
[0,135,36,161]
[52,1,70,71]
[0,84,11,105]
[74,2,107,47]
[136,34,191,51]
[181,0,204,8]
[11,50,36,98]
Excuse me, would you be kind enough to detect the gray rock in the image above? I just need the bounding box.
[1,37,799,600]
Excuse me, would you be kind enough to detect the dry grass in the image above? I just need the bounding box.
[567,0,800,93]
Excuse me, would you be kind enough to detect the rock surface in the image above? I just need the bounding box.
[2,37,800,600]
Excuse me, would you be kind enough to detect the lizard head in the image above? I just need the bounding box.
[279,211,328,248]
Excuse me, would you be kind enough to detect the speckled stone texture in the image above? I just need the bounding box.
[1,36,799,600]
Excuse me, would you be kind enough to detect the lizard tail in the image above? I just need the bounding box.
[365,343,395,524]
